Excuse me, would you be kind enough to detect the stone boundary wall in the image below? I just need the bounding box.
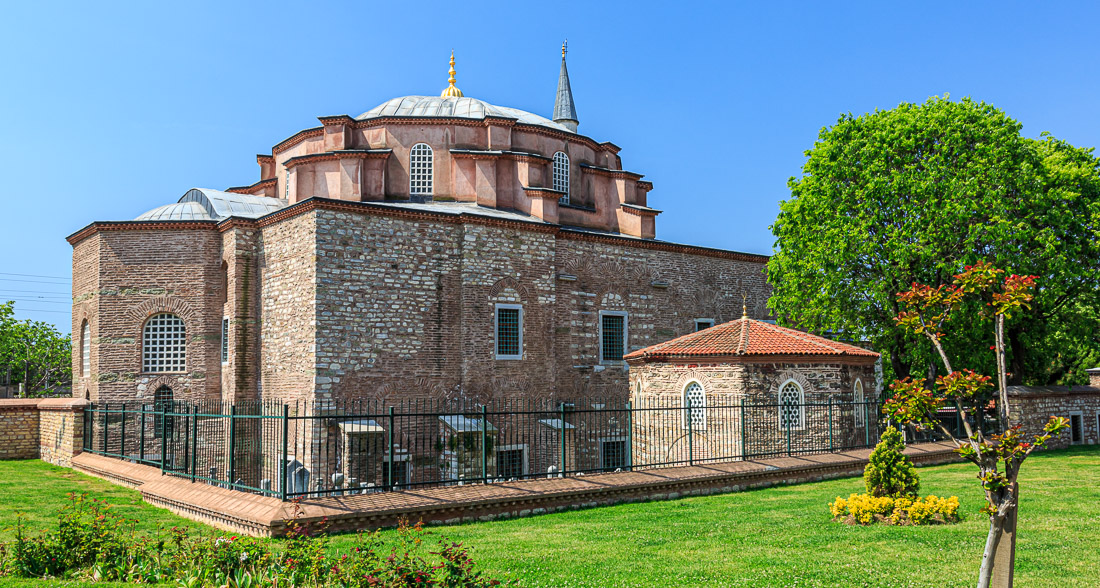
[0,398,88,466]
[1008,385,1100,448]
[71,442,961,537]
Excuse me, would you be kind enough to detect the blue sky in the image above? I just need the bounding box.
[1,1,1097,333]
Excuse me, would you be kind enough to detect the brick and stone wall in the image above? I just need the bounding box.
[0,400,41,459]
[1008,385,1100,448]
[0,398,88,465]
[629,358,878,464]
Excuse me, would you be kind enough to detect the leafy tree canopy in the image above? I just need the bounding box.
[0,301,72,395]
[768,96,1100,385]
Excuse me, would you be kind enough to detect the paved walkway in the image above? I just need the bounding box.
[72,441,959,536]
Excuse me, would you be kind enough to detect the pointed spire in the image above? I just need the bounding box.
[441,50,463,98]
[553,40,578,132]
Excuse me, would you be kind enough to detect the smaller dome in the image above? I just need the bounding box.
[135,201,216,222]
[358,96,571,133]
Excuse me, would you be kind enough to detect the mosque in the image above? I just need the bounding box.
[67,48,772,411]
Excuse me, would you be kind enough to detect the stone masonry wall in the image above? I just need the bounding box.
[0,398,88,465]
[0,400,41,459]
[75,228,226,405]
[1009,386,1100,448]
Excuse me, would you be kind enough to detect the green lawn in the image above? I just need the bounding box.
[2,446,1099,587]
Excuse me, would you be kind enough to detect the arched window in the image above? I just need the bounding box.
[153,386,173,438]
[853,379,866,427]
[409,143,433,196]
[684,381,707,431]
[553,151,569,204]
[778,380,804,430]
[81,320,90,378]
[142,313,186,373]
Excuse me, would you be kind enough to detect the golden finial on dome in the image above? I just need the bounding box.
[742,294,749,319]
[441,50,463,98]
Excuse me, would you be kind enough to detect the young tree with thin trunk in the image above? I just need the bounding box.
[884,262,1068,588]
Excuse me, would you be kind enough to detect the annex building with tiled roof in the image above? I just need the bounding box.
[626,312,880,464]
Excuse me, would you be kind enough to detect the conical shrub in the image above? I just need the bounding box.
[863,426,920,498]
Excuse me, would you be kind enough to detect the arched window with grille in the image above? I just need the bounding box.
[142,313,186,373]
[684,381,706,431]
[854,379,866,427]
[81,320,90,378]
[409,143,433,196]
[778,379,804,430]
[553,151,569,204]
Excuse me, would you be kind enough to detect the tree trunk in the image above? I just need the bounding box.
[977,514,1005,588]
[990,484,1018,588]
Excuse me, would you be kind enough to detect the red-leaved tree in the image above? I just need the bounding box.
[883,262,1069,588]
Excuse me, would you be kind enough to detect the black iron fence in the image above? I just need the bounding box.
[83,396,898,500]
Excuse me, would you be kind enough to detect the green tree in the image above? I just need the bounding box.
[0,301,72,395]
[863,426,919,498]
[885,262,1068,587]
[768,96,1100,385]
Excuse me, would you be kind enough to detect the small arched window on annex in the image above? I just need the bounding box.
[153,385,174,438]
[553,151,570,205]
[80,320,90,378]
[409,143,434,196]
[142,313,187,374]
[853,379,866,428]
[778,378,805,430]
[683,380,707,431]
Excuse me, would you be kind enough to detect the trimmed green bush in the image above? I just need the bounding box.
[864,426,920,498]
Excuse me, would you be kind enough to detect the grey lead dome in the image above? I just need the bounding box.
[358,96,574,134]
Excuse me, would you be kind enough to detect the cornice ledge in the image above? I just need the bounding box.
[620,203,662,217]
[284,149,392,169]
[523,187,566,199]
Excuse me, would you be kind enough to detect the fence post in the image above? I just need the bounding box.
[785,400,793,457]
[864,401,871,447]
[160,403,168,475]
[687,399,694,467]
[481,405,489,483]
[120,403,127,459]
[139,405,146,463]
[560,402,566,474]
[228,405,236,490]
[387,406,395,490]
[828,397,834,452]
[739,398,746,460]
[625,400,633,471]
[190,405,198,482]
[280,404,289,501]
[101,403,108,454]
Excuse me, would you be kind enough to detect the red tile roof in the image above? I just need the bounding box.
[624,316,879,361]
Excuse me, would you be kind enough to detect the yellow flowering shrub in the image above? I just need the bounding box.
[830,492,961,526]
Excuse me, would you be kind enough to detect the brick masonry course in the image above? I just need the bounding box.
[69,441,960,537]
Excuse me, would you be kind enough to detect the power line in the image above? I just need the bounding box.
[0,290,71,297]
[1,298,69,305]
[0,278,71,285]
[12,308,70,315]
[0,272,70,280]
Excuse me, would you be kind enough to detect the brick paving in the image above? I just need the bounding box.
[71,441,959,536]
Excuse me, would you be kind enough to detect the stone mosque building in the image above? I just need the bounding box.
[68,49,772,411]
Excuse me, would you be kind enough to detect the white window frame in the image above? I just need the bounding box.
[142,313,187,374]
[597,310,629,365]
[778,378,806,431]
[1069,411,1084,445]
[409,143,433,196]
[694,318,715,332]
[553,151,570,204]
[683,380,707,431]
[495,443,529,478]
[221,317,229,365]
[853,379,865,428]
[598,436,628,470]
[493,303,523,360]
[81,321,90,378]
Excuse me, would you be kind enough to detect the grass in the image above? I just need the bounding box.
[2,446,1099,586]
